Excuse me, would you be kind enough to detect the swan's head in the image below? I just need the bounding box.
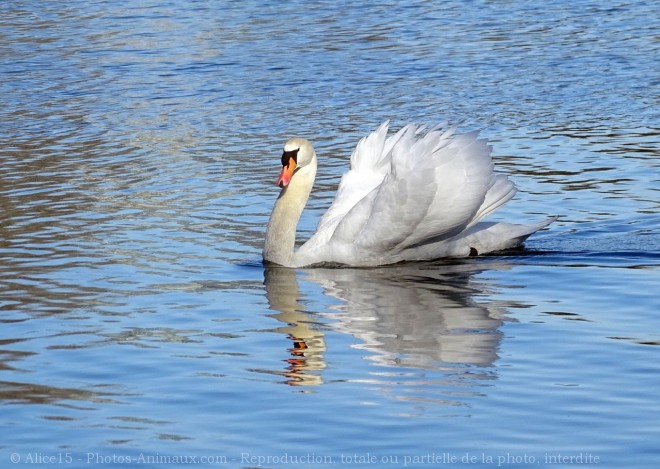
[278,137,315,188]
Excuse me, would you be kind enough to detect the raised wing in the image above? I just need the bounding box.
[300,122,401,253]
[332,125,498,255]
[313,122,391,235]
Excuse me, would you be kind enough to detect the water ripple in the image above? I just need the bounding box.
[1,0,659,465]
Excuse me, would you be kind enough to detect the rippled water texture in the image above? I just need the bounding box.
[1,1,659,467]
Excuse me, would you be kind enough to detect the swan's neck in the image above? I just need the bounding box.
[264,161,316,267]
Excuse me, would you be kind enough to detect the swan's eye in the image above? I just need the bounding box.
[281,148,299,166]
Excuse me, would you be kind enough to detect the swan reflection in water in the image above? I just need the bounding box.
[264,259,516,400]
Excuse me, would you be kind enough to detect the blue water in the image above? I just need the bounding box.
[1,0,659,467]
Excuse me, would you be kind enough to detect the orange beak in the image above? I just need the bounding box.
[277,159,297,188]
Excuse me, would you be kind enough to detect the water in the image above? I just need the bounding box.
[1,0,659,467]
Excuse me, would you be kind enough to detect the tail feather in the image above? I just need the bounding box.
[464,217,558,254]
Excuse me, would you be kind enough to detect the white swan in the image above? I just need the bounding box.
[264,122,555,267]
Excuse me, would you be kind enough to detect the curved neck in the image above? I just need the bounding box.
[264,160,316,267]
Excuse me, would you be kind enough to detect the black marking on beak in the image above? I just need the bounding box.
[281,148,299,167]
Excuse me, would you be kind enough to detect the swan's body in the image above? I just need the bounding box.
[264,122,555,267]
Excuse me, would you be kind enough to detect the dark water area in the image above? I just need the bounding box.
[1,0,659,467]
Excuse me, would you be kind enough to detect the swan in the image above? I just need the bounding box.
[263,121,555,267]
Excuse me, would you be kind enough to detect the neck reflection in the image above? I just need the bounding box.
[264,266,327,386]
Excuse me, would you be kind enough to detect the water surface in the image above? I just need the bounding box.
[1,0,659,467]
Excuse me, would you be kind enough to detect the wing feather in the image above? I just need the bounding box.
[312,122,391,237]
[296,122,542,266]
[332,124,497,254]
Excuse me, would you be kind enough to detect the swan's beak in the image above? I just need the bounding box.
[277,159,297,188]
